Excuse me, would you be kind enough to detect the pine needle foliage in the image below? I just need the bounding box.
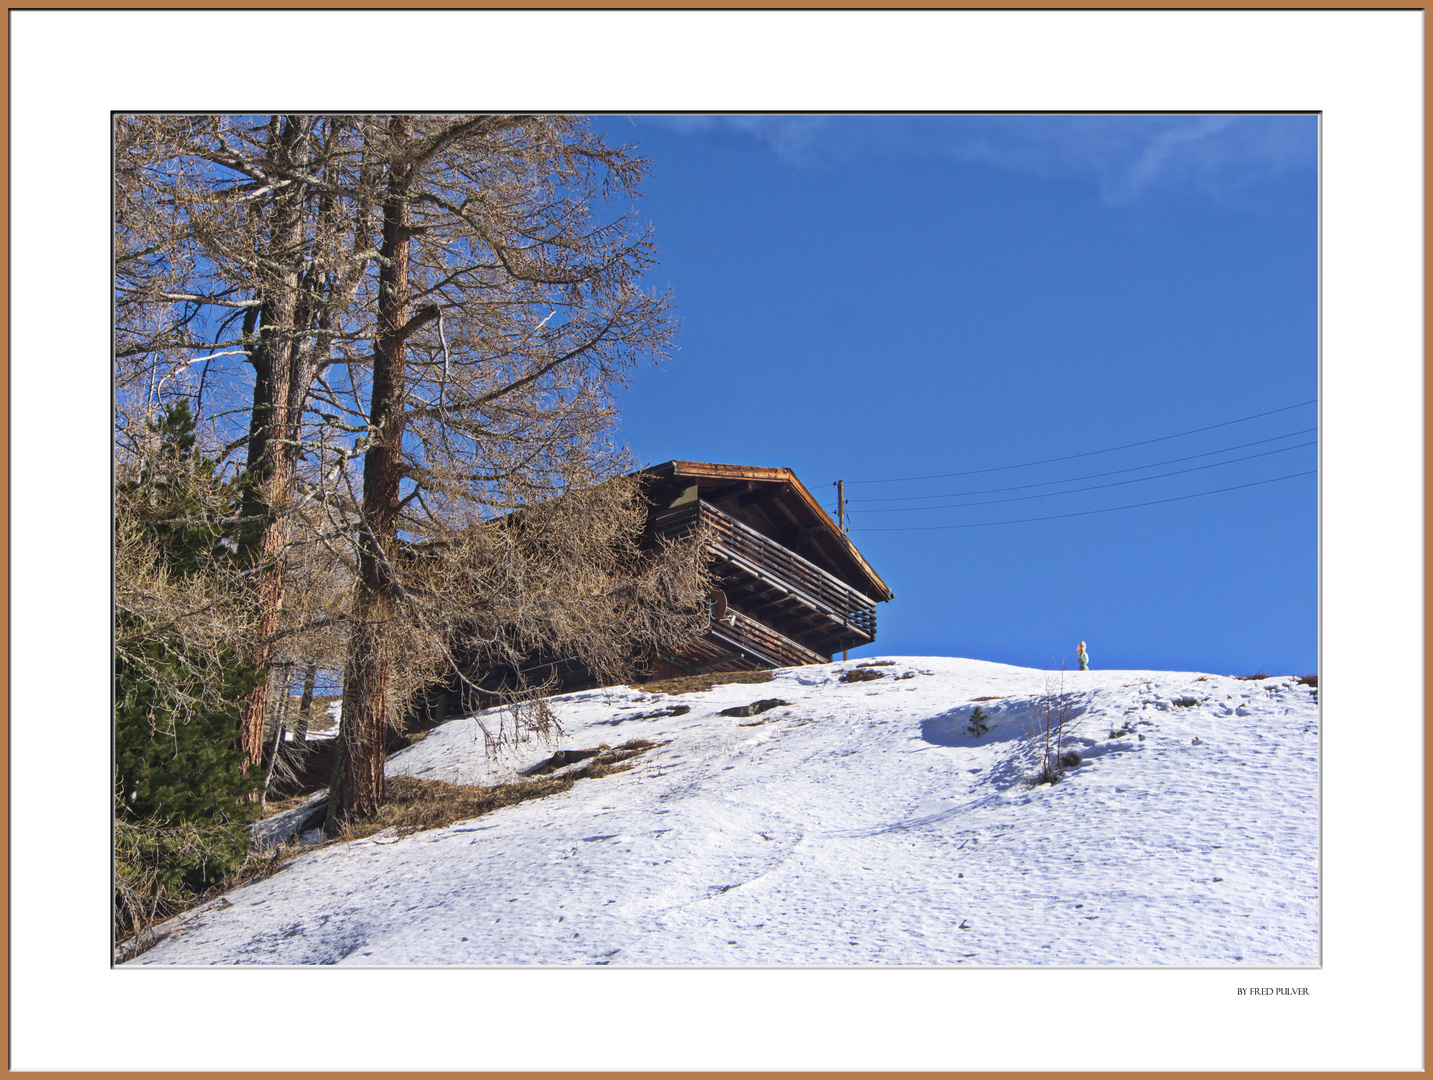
[114,402,261,939]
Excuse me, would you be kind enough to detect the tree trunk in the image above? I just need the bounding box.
[332,116,417,823]
[259,667,295,813]
[236,115,312,769]
[295,663,317,743]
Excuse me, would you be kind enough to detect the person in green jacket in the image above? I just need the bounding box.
[1076,641,1089,671]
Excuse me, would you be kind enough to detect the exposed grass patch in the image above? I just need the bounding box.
[341,739,665,842]
[1296,674,1318,688]
[525,747,601,775]
[969,695,1006,702]
[840,668,884,683]
[1234,671,1269,681]
[634,670,775,696]
[720,698,790,718]
[626,704,691,720]
[855,660,896,668]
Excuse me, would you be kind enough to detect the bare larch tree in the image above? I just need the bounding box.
[115,114,377,766]
[115,114,711,825]
[326,115,708,825]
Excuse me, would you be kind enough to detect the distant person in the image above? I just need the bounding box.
[1076,641,1089,671]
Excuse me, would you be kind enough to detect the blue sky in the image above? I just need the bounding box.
[598,114,1318,676]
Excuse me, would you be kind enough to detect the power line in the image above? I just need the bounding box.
[848,426,1318,503]
[853,470,1317,531]
[854,440,1316,513]
[841,398,1317,485]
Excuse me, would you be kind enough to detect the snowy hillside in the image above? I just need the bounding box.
[129,657,1319,966]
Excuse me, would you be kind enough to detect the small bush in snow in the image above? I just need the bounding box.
[966,705,992,737]
[1028,671,1081,785]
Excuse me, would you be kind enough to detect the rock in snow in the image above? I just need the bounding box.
[130,657,1318,966]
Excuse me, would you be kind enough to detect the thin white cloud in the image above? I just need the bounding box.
[637,114,1316,207]
[640,114,833,165]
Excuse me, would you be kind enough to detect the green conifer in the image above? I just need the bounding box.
[114,402,261,930]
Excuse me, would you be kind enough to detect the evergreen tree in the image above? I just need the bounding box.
[114,402,261,935]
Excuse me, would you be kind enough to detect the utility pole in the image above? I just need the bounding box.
[835,481,848,661]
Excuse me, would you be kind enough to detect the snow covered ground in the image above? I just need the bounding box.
[130,657,1319,966]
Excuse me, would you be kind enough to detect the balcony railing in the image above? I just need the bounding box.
[707,608,830,668]
[654,499,878,642]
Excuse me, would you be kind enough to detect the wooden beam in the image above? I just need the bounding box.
[705,480,757,505]
[736,482,789,507]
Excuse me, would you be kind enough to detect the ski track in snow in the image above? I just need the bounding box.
[130,658,1319,966]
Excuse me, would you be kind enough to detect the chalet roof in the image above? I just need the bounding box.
[638,460,894,603]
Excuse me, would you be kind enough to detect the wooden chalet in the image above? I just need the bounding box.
[641,461,893,678]
[410,461,894,720]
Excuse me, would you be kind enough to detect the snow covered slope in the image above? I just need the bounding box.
[130,657,1319,966]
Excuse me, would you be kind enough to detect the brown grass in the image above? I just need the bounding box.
[634,669,775,696]
[339,739,665,841]
[840,668,883,683]
[260,793,315,819]
[968,695,1006,702]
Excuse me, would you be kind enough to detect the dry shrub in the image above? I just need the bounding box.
[1028,671,1081,786]
[362,473,715,765]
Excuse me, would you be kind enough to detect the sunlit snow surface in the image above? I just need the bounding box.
[131,658,1318,966]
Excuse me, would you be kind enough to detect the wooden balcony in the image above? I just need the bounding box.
[659,607,830,674]
[653,499,879,654]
